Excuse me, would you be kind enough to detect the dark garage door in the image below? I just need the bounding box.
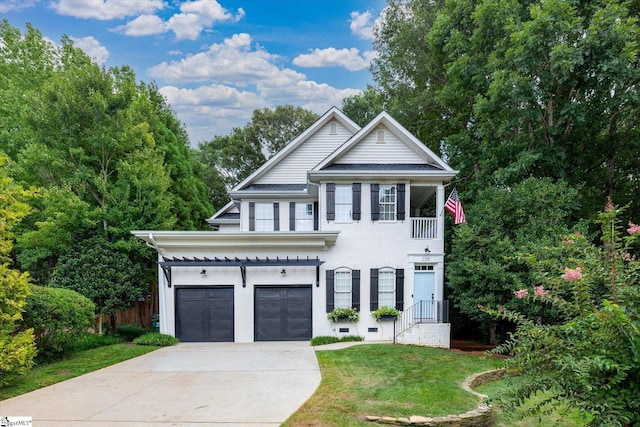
[176,287,234,342]
[255,286,312,341]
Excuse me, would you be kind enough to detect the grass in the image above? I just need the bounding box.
[0,343,159,400]
[476,378,591,427]
[283,344,503,426]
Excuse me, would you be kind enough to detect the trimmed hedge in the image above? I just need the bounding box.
[133,332,179,347]
[21,285,95,361]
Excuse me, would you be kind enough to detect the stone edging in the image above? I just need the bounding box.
[364,368,507,427]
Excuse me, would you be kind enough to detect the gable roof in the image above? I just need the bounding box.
[230,107,360,195]
[206,201,239,226]
[313,111,455,173]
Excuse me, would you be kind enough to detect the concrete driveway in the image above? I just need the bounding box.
[0,342,321,426]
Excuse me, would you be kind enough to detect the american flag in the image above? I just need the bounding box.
[445,188,466,224]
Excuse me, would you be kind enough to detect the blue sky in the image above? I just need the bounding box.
[2,0,386,145]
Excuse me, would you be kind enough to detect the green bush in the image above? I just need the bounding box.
[311,335,364,346]
[67,333,124,352]
[21,285,95,361]
[116,323,149,341]
[133,332,178,347]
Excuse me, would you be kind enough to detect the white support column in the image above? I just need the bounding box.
[436,184,445,241]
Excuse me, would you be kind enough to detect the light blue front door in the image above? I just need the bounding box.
[414,271,435,321]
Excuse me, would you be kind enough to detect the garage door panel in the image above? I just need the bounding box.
[176,287,234,342]
[255,287,311,341]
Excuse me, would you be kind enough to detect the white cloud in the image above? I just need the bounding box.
[150,33,362,143]
[51,0,164,20]
[110,0,244,40]
[0,0,39,13]
[113,14,165,37]
[293,47,377,71]
[70,36,109,65]
[350,10,376,40]
[148,33,291,85]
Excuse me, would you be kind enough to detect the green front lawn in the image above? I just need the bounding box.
[284,344,503,426]
[0,343,159,400]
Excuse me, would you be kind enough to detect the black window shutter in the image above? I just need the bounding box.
[370,184,380,221]
[249,202,255,231]
[313,202,319,230]
[352,183,361,220]
[370,269,379,311]
[273,202,280,231]
[395,269,404,311]
[397,183,406,220]
[352,270,361,311]
[326,183,335,221]
[326,270,334,312]
[289,202,296,231]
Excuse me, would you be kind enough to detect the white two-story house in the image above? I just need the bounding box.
[133,107,458,347]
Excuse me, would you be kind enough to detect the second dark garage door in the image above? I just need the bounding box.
[255,286,312,341]
[176,287,234,342]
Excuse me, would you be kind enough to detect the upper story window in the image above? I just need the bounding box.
[379,185,396,221]
[326,183,361,222]
[255,202,274,231]
[335,185,352,222]
[371,184,405,222]
[295,203,314,231]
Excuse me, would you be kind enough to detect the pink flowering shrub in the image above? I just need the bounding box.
[514,289,528,299]
[561,266,582,282]
[534,286,549,297]
[628,222,640,235]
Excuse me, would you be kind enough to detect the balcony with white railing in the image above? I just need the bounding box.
[411,217,438,239]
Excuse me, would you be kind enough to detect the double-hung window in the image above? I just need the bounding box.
[379,185,396,221]
[334,269,352,309]
[378,269,396,307]
[335,185,352,222]
[254,202,274,231]
[295,203,314,231]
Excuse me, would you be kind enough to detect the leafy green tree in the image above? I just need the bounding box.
[49,237,145,331]
[447,178,580,343]
[247,105,319,157]
[341,85,386,127]
[486,202,640,426]
[372,0,640,217]
[0,153,36,385]
[197,105,319,192]
[198,126,265,190]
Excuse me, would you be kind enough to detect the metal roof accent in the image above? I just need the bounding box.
[159,255,324,288]
[240,184,308,191]
[322,163,442,171]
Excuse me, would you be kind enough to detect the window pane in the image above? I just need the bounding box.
[335,185,352,221]
[379,270,396,307]
[379,185,396,221]
[334,271,352,309]
[255,203,273,231]
[296,203,314,231]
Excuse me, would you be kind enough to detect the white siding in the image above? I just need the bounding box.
[255,122,353,184]
[336,126,428,164]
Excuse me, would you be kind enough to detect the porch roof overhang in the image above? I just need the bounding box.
[131,230,340,251]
